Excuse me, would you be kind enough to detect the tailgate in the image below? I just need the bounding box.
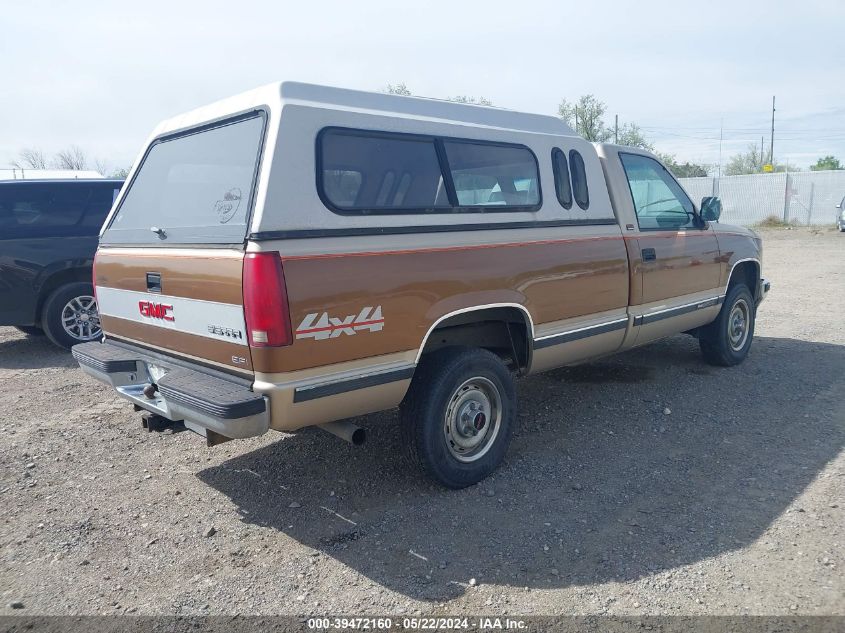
[95,248,253,373]
[93,111,267,375]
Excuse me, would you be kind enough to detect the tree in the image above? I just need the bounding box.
[448,95,493,106]
[12,147,48,170]
[111,167,130,178]
[94,158,110,177]
[385,82,493,105]
[810,155,843,171]
[385,82,411,96]
[616,122,653,151]
[724,144,798,175]
[53,145,88,170]
[657,153,710,178]
[556,95,654,150]
[557,94,613,142]
[724,144,764,175]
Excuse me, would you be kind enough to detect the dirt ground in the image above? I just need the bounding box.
[1,227,843,617]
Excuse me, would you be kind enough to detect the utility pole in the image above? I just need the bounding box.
[761,137,765,172]
[614,114,618,144]
[770,95,775,166]
[716,119,723,195]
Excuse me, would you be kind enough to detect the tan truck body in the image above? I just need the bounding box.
[73,82,768,486]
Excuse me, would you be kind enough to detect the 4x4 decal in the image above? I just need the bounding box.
[295,306,383,341]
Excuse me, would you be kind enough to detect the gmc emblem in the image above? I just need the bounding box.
[139,301,174,321]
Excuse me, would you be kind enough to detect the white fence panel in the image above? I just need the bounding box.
[678,169,845,226]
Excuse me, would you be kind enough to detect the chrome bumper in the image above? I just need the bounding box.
[72,340,269,440]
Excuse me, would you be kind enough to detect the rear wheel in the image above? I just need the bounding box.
[400,347,516,489]
[14,326,44,337]
[699,283,755,366]
[41,282,102,350]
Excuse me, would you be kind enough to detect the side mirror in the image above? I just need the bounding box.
[700,196,722,222]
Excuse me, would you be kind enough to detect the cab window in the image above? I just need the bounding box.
[619,153,696,230]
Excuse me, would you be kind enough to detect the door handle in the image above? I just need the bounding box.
[641,248,657,262]
[146,272,162,293]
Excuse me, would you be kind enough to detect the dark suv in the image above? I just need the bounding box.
[0,179,123,349]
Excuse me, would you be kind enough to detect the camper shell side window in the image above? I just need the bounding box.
[569,150,590,210]
[551,147,573,210]
[317,127,542,215]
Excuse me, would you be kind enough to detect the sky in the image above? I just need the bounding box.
[1,0,843,174]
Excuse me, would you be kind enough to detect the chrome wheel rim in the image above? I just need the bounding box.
[728,298,750,351]
[443,376,502,463]
[61,295,101,341]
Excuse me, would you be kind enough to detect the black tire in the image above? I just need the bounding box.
[699,283,756,366]
[400,347,516,489]
[14,325,44,337]
[40,282,102,350]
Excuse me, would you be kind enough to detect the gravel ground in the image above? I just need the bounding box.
[1,227,843,616]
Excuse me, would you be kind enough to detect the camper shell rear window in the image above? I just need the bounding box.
[102,112,266,245]
[317,127,541,215]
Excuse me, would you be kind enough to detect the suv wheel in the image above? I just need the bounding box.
[699,283,755,366]
[400,347,516,488]
[41,282,102,350]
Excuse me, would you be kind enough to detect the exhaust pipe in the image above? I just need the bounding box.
[320,420,367,446]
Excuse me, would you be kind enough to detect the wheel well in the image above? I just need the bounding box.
[728,260,759,299]
[419,307,532,374]
[35,268,92,325]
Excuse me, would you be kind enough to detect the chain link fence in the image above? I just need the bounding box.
[679,169,845,226]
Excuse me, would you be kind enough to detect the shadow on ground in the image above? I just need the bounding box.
[0,331,75,369]
[199,335,844,601]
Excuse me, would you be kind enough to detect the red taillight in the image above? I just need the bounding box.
[243,252,292,347]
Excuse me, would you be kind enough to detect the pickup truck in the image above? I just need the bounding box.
[72,82,769,488]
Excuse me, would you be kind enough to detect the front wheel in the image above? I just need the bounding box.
[699,283,756,366]
[41,282,102,350]
[400,347,516,489]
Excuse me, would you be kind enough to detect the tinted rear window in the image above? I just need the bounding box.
[0,182,121,238]
[103,113,265,245]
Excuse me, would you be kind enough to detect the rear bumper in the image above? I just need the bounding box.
[72,340,269,439]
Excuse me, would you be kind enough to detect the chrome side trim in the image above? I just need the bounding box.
[293,365,415,403]
[415,303,536,364]
[533,317,629,350]
[633,296,724,326]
